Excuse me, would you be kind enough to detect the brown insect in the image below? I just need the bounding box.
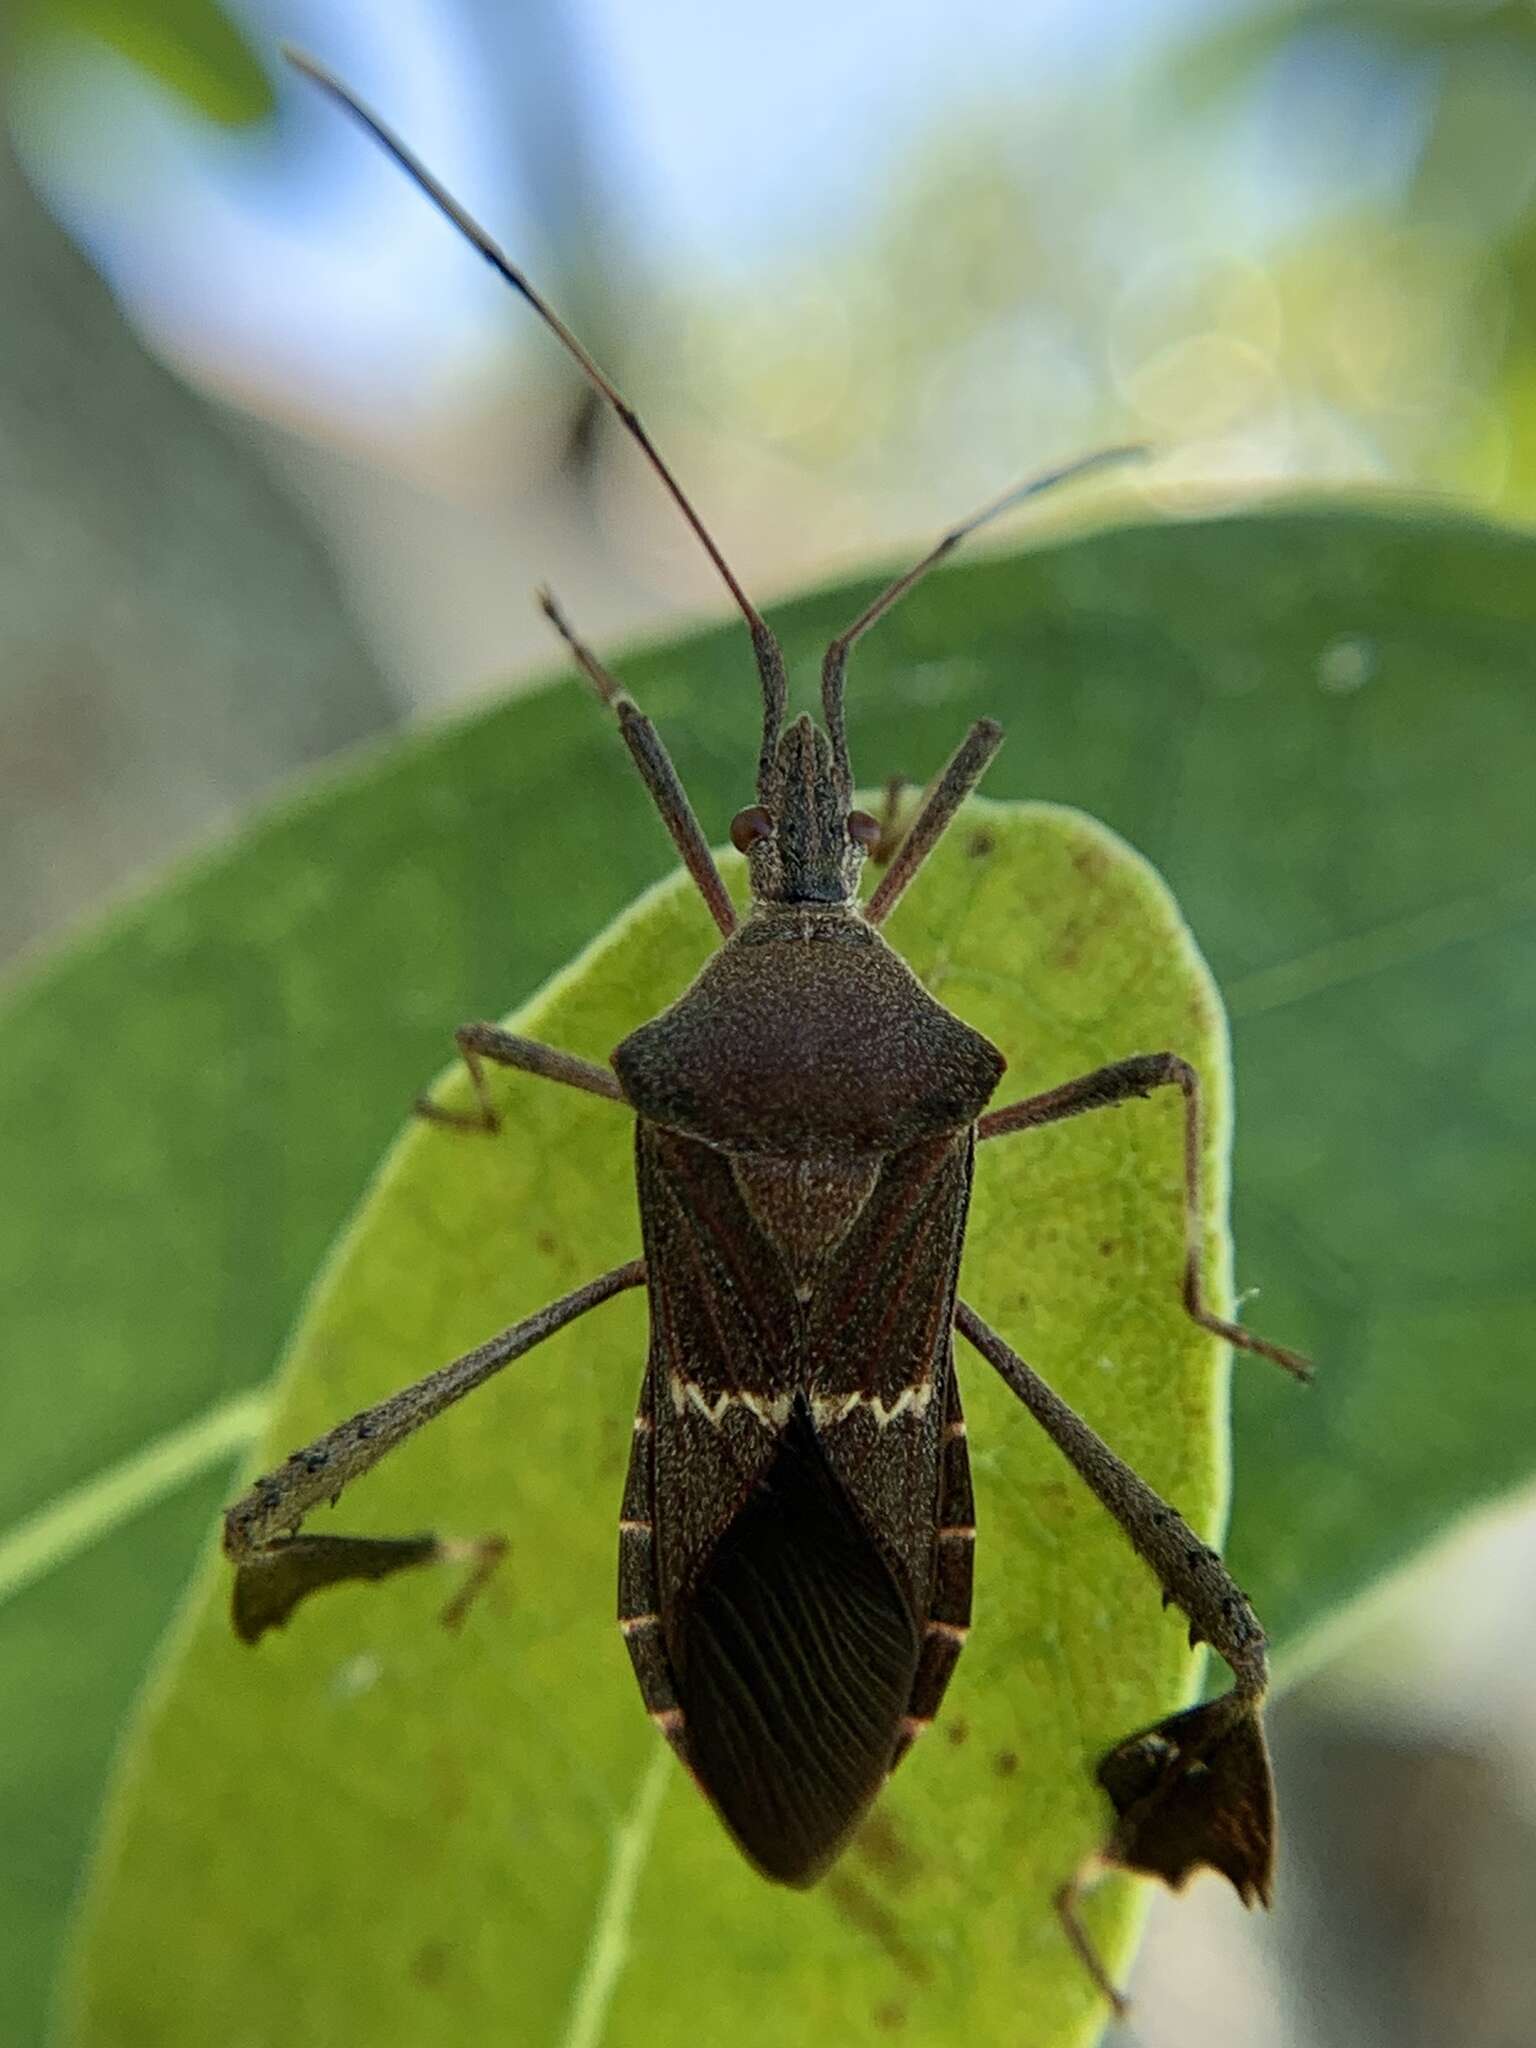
[223,48,1311,2012]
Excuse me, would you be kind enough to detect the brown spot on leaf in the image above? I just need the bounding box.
[967,829,996,858]
[855,1810,923,1885]
[995,1750,1020,1778]
[431,1747,471,1823]
[1072,842,1110,881]
[536,1231,558,1257]
[1098,1238,1117,1257]
[874,2002,907,2032]
[945,1715,969,1748]
[412,1941,449,1988]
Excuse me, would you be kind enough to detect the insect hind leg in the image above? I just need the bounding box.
[225,1262,644,1640]
[890,1372,974,1772]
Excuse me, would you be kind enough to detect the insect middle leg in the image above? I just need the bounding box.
[225,1258,646,1641]
[978,1052,1310,1380]
[416,1021,625,1133]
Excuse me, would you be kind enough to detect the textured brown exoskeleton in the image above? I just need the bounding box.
[224,49,1313,2012]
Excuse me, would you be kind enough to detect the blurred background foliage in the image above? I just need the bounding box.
[2,2,1534,2046]
[8,0,1536,958]
[7,0,1536,919]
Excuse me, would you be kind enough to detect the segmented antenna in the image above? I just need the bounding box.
[819,444,1150,794]
[282,46,789,787]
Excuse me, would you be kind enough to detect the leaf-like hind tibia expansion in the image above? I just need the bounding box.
[680,1397,919,1887]
[1096,1693,1276,1908]
[230,1534,440,1644]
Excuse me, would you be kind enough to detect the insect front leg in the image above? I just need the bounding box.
[225,1258,646,1641]
[978,1052,1311,1381]
[868,774,911,865]
[861,720,1003,926]
[955,1298,1276,2002]
[539,588,739,939]
[415,1022,625,1133]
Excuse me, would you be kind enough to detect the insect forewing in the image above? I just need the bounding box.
[631,1122,981,1883]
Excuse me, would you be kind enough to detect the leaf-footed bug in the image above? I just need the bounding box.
[223,48,1312,2012]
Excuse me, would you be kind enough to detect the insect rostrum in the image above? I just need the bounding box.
[224,47,1312,2011]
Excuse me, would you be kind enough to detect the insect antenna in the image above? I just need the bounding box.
[819,444,1150,794]
[282,46,790,787]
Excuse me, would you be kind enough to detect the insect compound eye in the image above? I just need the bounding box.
[729,805,775,853]
[847,810,882,853]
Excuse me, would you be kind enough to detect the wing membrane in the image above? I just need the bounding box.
[683,1397,917,1883]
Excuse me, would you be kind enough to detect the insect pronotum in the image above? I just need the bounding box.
[224,48,1313,2012]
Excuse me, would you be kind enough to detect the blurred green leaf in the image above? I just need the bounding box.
[12,0,271,124]
[2,504,1532,2043]
[1164,0,1536,502]
[64,803,1237,2048]
[1170,0,1536,106]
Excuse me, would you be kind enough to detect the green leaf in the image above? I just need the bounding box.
[65,801,1238,2048]
[2,504,1532,2039]
[13,0,272,125]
